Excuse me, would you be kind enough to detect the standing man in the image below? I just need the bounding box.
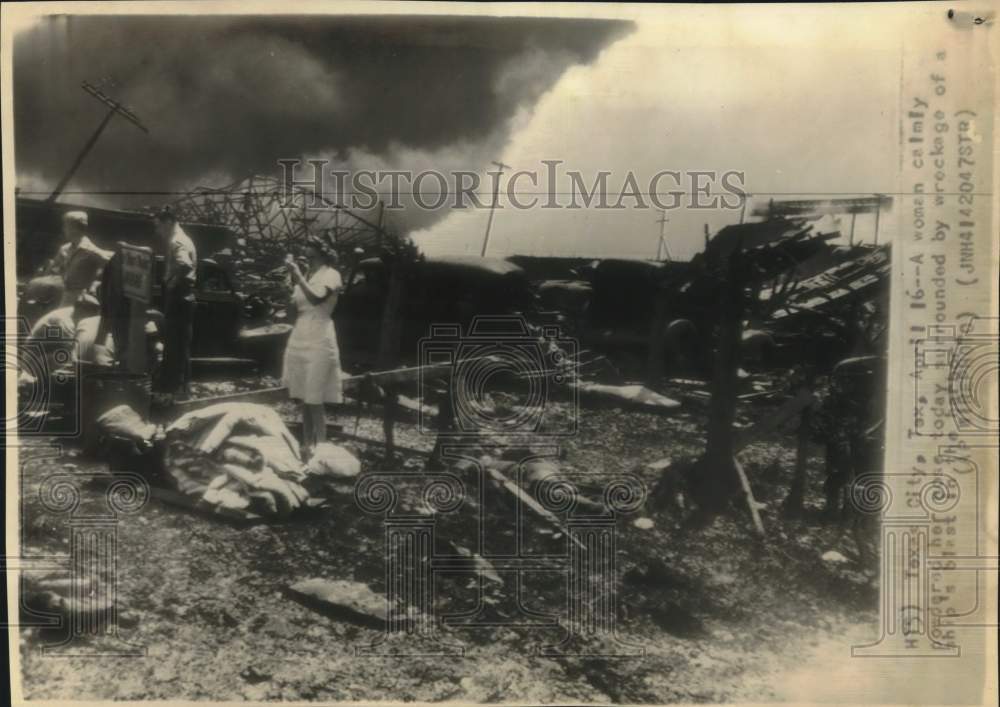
[40,211,95,277]
[39,210,101,306]
[155,206,197,398]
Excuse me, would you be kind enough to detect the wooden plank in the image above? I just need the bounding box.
[485,464,586,551]
[173,385,285,411]
[173,360,476,413]
[704,238,745,498]
[783,399,813,516]
[174,385,288,412]
[190,357,258,366]
[733,457,765,537]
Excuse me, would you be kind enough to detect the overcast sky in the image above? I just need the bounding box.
[12,4,931,260]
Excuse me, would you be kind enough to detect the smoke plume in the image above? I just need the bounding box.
[14,14,633,232]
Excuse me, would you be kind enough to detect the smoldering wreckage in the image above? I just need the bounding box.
[16,184,891,672]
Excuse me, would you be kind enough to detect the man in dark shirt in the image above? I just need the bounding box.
[155,206,197,397]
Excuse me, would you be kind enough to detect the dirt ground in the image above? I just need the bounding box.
[16,373,880,703]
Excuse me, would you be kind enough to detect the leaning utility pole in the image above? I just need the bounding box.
[480,160,511,257]
[47,81,149,203]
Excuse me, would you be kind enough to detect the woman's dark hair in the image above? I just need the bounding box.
[306,234,339,266]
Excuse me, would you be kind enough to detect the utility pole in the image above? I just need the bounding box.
[47,81,149,203]
[655,209,671,261]
[480,160,511,257]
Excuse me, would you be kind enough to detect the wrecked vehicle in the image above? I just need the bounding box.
[15,197,291,368]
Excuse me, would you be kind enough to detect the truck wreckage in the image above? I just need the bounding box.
[16,196,294,372]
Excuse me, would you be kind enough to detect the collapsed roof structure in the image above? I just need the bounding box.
[696,214,890,322]
[769,245,890,322]
[168,173,417,304]
[169,174,398,254]
[701,200,892,368]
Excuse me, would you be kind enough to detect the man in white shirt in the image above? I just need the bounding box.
[39,210,110,306]
[39,211,94,278]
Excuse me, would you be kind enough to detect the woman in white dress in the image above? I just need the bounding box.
[282,236,344,456]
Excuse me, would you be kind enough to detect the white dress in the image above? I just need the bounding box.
[281,266,343,405]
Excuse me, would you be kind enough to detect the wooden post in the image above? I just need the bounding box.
[783,391,813,517]
[702,235,752,523]
[646,279,670,385]
[428,379,456,469]
[126,299,147,374]
[377,265,404,369]
[376,256,406,459]
[381,389,399,461]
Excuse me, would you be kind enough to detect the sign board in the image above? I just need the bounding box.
[120,243,153,303]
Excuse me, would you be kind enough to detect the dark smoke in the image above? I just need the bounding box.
[14,14,633,230]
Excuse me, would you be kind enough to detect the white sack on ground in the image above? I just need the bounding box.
[167,402,301,459]
[306,443,361,479]
[165,403,309,518]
